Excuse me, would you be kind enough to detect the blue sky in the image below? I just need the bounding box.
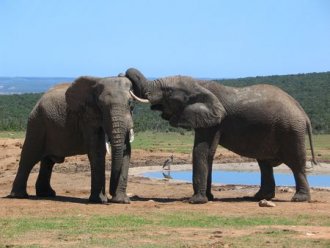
[0,0,329,78]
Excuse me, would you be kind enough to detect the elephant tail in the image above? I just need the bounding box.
[306,119,318,166]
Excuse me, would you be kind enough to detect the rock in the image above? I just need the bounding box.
[259,199,276,207]
[279,187,294,193]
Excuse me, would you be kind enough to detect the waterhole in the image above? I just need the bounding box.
[144,170,330,187]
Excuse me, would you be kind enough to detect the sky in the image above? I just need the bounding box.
[0,0,330,78]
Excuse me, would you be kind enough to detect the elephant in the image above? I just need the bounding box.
[8,74,135,204]
[126,68,317,204]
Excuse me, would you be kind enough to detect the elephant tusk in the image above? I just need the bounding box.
[129,90,150,103]
[129,129,135,143]
[105,141,110,155]
[105,134,111,155]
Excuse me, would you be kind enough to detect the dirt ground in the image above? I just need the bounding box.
[1,138,330,246]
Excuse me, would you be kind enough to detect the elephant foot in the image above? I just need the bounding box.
[207,192,214,201]
[110,193,130,204]
[254,189,275,201]
[89,192,108,204]
[36,187,56,197]
[291,191,311,202]
[189,193,208,204]
[7,190,29,199]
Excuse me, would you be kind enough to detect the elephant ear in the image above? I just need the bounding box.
[66,76,100,112]
[172,83,226,129]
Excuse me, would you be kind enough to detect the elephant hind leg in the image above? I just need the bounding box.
[254,159,280,200]
[9,145,43,198]
[286,159,310,202]
[282,136,310,202]
[36,156,58,197]
[9,122,45,198]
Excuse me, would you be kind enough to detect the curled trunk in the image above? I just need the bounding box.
[125,68,150,99]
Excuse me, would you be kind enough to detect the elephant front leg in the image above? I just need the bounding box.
[189,130,212,204]
[87,131,107,204]
[206,128,221,201]
[110,142,131,204]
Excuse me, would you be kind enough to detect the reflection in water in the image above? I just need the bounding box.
[145,170,330,187]
[162,171,173,179]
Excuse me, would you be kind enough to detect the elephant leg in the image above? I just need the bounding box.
[110,142,131,204]
[87,129,107,204]
[287,160,310,202]
[190,127,219,204]
[254,160,277,200]
[206,129,221,201]
[282,136,310,202]
[35,157,56,197]
[9,131,43,198]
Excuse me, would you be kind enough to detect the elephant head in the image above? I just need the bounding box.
[126,68,226,129]
[65,75,134,199]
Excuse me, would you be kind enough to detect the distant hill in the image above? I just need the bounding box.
[217,72,330,134]
[0,72,329,133]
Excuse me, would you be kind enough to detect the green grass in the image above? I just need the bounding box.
[132,131,194,153]
[1,212,329,247]
[1,131,329,160]
[308,134,330,161]
[0,130,25,138]
[313,134,330,149]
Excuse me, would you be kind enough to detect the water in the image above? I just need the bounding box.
[0,77,74,94]
[144,170,330,187]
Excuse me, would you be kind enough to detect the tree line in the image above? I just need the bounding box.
[0,71,329,133]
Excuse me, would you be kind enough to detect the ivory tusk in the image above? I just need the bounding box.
[129,90,150,103]
[105,134,111,155]
[129,129,135,143]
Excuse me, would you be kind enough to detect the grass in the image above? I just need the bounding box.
[309,134,330,161]
[1,131,329,160]
[132,131,194,153]
[1,212,329,247]
[0,130,25,139]
[132,132,330,161]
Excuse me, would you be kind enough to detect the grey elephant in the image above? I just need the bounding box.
[126,68,317,204]
[8,75,135,204]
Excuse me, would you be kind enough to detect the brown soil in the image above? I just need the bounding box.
[1,138,330,246]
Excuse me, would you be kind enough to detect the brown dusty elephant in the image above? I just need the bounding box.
[126,68,317,204]
[8,75,135,204]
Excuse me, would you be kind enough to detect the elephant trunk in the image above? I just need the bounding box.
[110,137,124,196]
[125,68,150,99]
[105,109,128,196]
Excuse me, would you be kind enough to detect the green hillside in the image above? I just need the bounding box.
[218,72,330,133]
[0,71,329,133]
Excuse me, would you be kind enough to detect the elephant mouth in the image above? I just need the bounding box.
[150,104,163,111]
[151,104,173,121]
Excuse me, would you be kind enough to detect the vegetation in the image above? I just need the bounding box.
[218,72,330,134]
[132,131,194,153]
[1,212,329,247]
[0,72,329,133]
[0,93,42,131]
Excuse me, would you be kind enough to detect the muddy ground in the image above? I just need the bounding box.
[1,138,330,246]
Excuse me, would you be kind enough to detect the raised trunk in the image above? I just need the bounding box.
[125,68,150,99]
